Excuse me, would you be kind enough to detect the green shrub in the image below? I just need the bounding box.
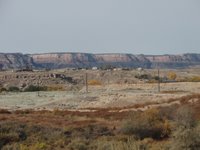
[135,74,151,80]
[0,88,7,93]
[24,85,47,92]
[8,86,20,92]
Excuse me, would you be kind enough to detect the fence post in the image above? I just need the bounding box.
[85,73,88,93]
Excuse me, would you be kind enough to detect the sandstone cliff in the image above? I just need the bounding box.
[146,53,200,68]
[0,53,199,70]
[31,53,152,69]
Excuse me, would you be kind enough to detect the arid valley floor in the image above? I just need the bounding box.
[0,68,200,111]
[0,68,200,150]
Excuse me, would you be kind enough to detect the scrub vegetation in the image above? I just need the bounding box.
[0,94,199,150]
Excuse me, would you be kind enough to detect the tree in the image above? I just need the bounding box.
[167,72,177,80]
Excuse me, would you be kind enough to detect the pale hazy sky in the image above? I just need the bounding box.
[0,0,200,54]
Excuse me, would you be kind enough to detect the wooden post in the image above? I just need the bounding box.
[85,73,88,93]
[158,68,160,93]
[108,70,111,85]
[37,75,40,96]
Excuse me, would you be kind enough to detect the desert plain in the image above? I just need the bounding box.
[0,68,199,111]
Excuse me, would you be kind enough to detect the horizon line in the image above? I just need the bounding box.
[0,52,199,56]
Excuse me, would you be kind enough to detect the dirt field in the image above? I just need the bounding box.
[0,82,199,111]
[0,68,200,111]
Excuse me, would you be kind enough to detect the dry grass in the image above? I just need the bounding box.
[88,80,102,85]
[0,97,200,149]
[0,109,11,114]
[0,94,196,128]
[47,84,65,91]
[161,90,186,94]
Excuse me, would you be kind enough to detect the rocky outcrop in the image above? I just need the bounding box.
[31,53,152,69]
[95,54,151,68]
[0,53,199,70]
[0,53,33,70]
[146,54,200,68]
[31,53,200,69]
[31,53,97,68]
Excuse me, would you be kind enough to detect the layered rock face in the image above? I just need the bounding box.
[0,53,200,70]
[31,53,152,69]
[146,54,200,68]
[94,54,151,68]
[0,53,33,70]
[31,53,97,68]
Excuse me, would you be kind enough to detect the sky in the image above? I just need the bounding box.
[0,0,200,55]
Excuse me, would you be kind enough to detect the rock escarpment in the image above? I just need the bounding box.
[146,54,200,68]
[0,53,199,70]
[0,53,33,70]
[31,53,151,69]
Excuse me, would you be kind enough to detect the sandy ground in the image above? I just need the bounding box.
[0,82,199,111]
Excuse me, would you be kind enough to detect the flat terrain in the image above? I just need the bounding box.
[0,69,200,150]
[0,68,200,111]
[0,82,199,111]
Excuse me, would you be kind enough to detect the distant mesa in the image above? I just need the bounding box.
[0,52,200,70]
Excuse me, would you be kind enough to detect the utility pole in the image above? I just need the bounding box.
[108,70,111,85]
[37,75,40,96]
[157,68,160,93]
[85,73,88,93]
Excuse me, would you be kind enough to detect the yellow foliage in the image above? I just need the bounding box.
[47,85,65,91]
[189,76,200,82]
[167,72,177,80]
[88,80,102,85]
[143,108,161,126]
[161,120,172,138]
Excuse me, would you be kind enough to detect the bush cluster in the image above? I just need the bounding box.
[0,105,199,149]
[187,76,200,82]
[24,85,47,92]
[170,106,200,150]
[121,108,171,140]
[88,80,102,86]
[0,87,7,92]
[8,86,20,92]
